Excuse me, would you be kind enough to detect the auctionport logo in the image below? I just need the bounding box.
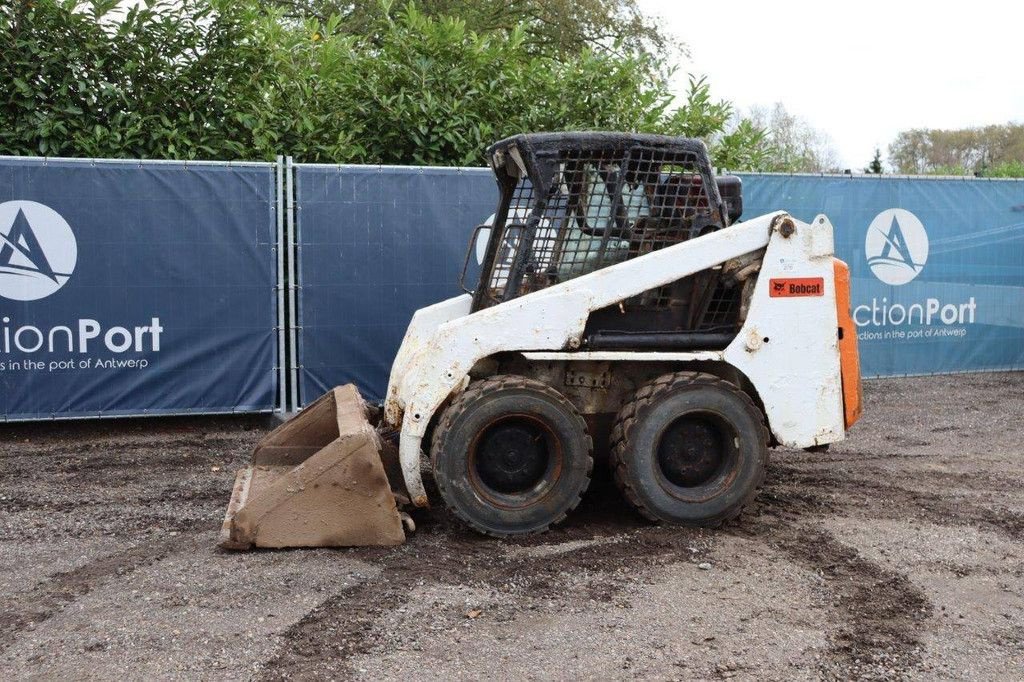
[865,208,928,286]
[0,201,77,301]
[0,200,164,369]
[856,207,976,337]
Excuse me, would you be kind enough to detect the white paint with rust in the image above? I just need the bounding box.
[384,211,845,507]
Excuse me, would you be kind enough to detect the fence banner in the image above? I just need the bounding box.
[0,157,278,420]
[739,174,1024,376]
[295,167,1024,404]
[294,165,494,402]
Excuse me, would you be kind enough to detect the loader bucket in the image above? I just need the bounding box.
[219,385,406,550]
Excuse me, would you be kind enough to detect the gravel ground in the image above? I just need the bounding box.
[1,372,1022,680]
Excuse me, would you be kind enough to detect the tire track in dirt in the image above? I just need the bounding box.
[770,460,1024,541]
[740,462,934,679]
[258,535,700,681]
[260,455,951,680]
[758,441,1024,676]
[0,535,191,652]
[772,526,931,679]
[0,416,253,655]
[258,484,716,680]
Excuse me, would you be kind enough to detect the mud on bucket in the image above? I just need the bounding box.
[219,385,406,549]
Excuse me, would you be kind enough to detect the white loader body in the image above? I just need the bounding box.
[386,211,847,508]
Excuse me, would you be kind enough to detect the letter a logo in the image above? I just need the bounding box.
[865,209,928,286]
[0,201,77,301]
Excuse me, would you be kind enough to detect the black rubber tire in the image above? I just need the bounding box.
[610,371,768,527]
[430,375,593,537]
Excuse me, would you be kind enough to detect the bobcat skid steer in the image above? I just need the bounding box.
[220,132,862,549]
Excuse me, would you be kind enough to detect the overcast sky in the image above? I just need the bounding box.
[638,0,1024,169]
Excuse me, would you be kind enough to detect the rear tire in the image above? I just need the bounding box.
[431,375,593,537]
[610,372,768,526]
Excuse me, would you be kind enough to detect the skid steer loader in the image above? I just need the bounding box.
[220,132,862,549]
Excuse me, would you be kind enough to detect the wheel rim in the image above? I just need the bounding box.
[655,411,737,491]
[468,413,561,507]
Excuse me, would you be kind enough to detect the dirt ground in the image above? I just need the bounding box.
[1,372,1022,681]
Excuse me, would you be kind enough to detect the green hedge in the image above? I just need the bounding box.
[1,0,771,168]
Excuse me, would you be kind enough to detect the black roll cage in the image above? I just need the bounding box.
[470,132,728,312]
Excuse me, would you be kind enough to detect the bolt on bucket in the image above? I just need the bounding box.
[219,384,406,549]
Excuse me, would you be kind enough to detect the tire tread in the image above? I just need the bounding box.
[431,375,593,537]
[609,372,769,527]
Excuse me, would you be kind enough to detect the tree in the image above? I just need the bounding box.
[1,0,269,159]
[661,76,773,171]
[261,0,677,61]
[865,148,883,174]
[261,6,766,166]
[0,0,772,169]
[746,103,841,173]
[888,124,1024,176]
[258,4,676,165]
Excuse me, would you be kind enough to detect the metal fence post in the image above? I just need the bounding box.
[286,156,300,411]
[275,155,287,413]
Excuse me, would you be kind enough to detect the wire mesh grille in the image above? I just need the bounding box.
[481,145,720,307]
[697,281,743,330]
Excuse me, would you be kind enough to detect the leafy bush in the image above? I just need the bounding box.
[1,0,269,158]
[980,160,1024,178]
[1,0,773,168]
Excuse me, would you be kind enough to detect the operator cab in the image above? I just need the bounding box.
[465,132,747,350]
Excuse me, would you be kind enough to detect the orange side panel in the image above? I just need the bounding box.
[833,259,863,429]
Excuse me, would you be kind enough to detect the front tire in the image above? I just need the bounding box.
[430,375,593,537]
[610,372,768,526]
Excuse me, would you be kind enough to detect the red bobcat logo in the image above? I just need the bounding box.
[769,277,824,298]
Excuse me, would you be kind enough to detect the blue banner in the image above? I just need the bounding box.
[0,158,278,419]
[295,165,494,402]
[739,174,1024,377]
[295,166,1024,403]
